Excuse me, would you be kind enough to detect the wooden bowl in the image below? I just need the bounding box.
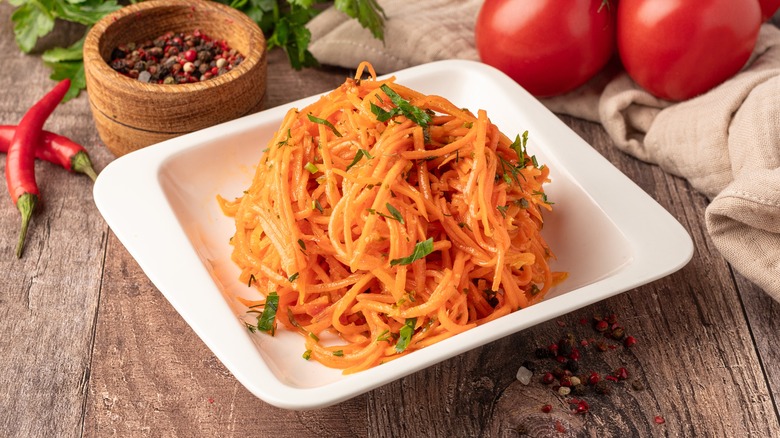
[83,0,267,156]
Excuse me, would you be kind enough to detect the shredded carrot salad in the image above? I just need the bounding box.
[218,62,566,373]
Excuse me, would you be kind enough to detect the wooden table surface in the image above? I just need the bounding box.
[3,4,780,437]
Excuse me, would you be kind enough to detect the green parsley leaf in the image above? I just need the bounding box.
[346,148,373,171]
[395,318,417,353]
[334,0,386,40]
[288,272,300,282]
[304,162,319,173]
[384,203,404,224]
[297,239,306,251]
[264,4,319,70]
[302,349,312,360]
[333,350,344,357]
[379,84,432,127]
[256,292,279,335]
[370,101,398,122]
[44,58,85,103]
[390,237,434,266]
[11,3,55,53]
[307,113,342,137]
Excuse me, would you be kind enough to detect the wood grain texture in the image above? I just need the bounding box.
[3,2,780,436]
[0,4,114,438]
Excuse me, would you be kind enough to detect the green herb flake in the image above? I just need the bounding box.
[373,202,404,224]
[370,101,397,122]
[346,148,373,171]
[509,131,529,166]
[277,128,292,148]
[516,198,530,209]
[256,292,279,335]
[534,190,554,205]
[307,113,342,137]
[376,329,391,342]
[379,84,432,127]
[395,317,417,353]
[496,205,508,218]
[247,273,257,287]
[288,272,300,282]
[390,237,434,266]
[304,162,319,174]
[302,349,312,360]
[333,350,344,357]
[313,199,324,213]
[297,239,307,251]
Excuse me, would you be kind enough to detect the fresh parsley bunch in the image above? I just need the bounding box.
[5,0,385,100]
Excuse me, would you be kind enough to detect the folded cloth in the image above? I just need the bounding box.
[308,5,780,302]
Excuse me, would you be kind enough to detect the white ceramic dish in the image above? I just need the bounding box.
[93,60,693,410]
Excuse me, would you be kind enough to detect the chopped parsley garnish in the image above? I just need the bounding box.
[313,199,324,213]
[509,131,529,166]
[333,350,344,357]
[369,202,405,224]
[277,128,292,148]
[307,113,342,137]
[378,84,432,127]
[304,162,319,174]
[346,148,373,171]
[496,205,508,218]
[533,190,554,205]
[516,198,530,209]
[395,318,417,353]
[247,273,256,287]
[302,350,312,360]
[376,329,391,342]
[288,272,300,282]
[390,237,434,266]
[255,292,279,335]
[498,154,524,185]
[297,239,306,250]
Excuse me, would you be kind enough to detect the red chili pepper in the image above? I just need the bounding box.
[0,126,97,181]
[5,79,71,258]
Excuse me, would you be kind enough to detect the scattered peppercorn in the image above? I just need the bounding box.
[613,367,630,380]
[109,29,243,84]
[574,400,589,414]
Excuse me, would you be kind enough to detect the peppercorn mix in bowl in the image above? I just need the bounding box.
[83,0,267,156]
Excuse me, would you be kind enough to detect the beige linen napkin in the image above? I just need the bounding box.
[308,5,780,301]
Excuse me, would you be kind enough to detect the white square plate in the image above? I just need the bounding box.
[93,60,693,410]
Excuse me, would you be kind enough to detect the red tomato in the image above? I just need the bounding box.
[617,0,761,101]
[759,0,780,20]
[475,0,616,97]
